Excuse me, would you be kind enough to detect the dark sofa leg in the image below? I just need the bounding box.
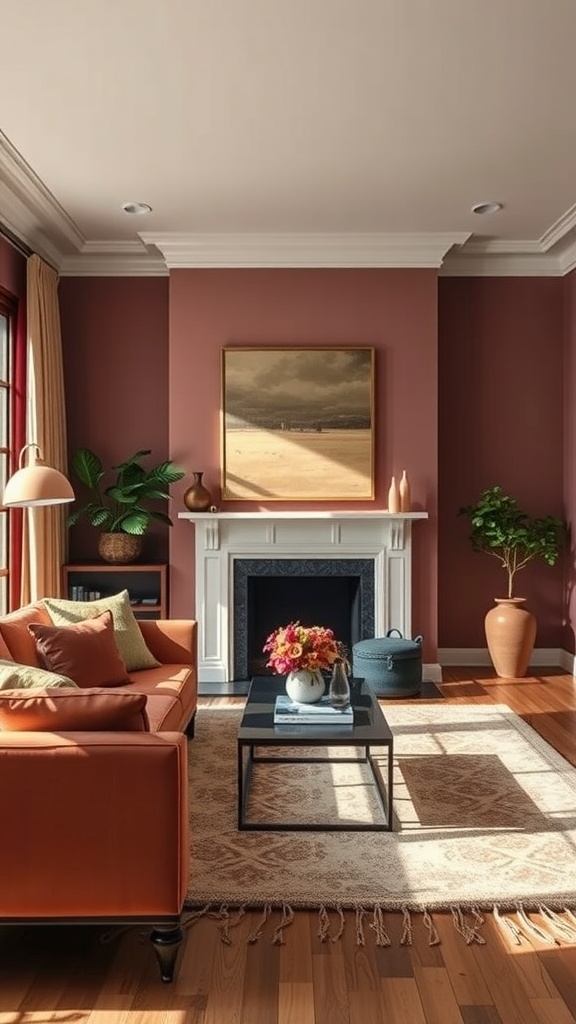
[150,925,183,983]
[185,712,196,739]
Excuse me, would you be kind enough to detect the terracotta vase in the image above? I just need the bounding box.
[183,471,212,512]
[484,597,537,678]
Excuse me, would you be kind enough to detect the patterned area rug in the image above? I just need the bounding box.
[186,703,576,925]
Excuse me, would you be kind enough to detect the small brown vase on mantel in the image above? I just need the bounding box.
[183,471,212,512]
[484,597,537,678]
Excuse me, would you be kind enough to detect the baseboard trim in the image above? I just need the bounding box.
[423,663,443,684]
[438,648,567,670]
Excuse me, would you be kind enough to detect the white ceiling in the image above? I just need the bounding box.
[1,0,576,276]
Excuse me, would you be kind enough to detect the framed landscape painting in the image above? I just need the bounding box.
[221,347,375,501]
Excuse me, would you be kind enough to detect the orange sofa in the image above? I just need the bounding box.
[0,603,197,983]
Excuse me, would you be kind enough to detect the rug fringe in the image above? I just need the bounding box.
[355,907,367,945]
[271,904,295,945]
[539,905,576,942]
[450,906,485,945]
[248,903,272,943]
[400,906,413,945]
[180,903,576,948]
[423,908,441,946]
[516,904,558,945]
[494,904,523,944]
[317,904,345,943]
[370,905,392,947]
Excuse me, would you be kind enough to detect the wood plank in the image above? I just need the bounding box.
[312,949,350,1024]
[471,928,542,1024]
[241,911,280,1024]
[348,987,386,1024]
[413,965,465,1024]
[460,1008,503,1024]
[278,908,313,983]
[529,997,576,1024]
[537,947,576,1019]
[430,913,492,1005]
[380,977,427,1024]
[278,982,316,1024]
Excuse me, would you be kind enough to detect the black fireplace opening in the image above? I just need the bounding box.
[233,558,375,681]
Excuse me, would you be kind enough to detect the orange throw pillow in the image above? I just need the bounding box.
[28,610,131,688]
[0,688,149,731]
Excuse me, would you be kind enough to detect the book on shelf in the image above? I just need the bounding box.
[273,693,353,725]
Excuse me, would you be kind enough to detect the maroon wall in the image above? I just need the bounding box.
[168,269,439,657]
[0,237,26,298]
[564,269,576,655]
[56,266,571,661]
[438,276,565,648]
[58,277,170,562]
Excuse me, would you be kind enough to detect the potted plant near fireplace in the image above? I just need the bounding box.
[68,447,185,563]
[458,485,566,678]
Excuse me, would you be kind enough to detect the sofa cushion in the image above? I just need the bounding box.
[0,603,53,667]
[28,611,131,688]
[128,664,196,725]
[0,688,149,732]
[43,590,160,672]
[0,659,78,690]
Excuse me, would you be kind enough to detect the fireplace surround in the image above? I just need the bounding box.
[179,510,428,686]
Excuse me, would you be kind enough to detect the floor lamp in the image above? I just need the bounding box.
[2,443,74,606]
[3,443,74,508]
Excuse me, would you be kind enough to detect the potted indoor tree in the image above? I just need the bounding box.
[458,486,566,678]
[68,448,185,563]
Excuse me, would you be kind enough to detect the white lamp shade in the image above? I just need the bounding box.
[2,445,75,508]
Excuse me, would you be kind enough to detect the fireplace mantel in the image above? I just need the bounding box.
[179,509,428,684]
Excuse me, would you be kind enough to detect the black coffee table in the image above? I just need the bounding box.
[237,675,394,831]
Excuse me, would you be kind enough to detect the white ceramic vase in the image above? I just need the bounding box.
[285,669,325,704]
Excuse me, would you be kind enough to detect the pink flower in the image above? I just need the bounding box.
[263,621,341,675]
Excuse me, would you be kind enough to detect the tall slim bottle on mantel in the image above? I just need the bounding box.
[399,470,411,512]
[388,475,400,513]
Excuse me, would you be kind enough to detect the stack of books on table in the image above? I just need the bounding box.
[273,694,354,728]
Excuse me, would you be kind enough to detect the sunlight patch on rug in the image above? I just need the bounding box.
[186,703,576,914]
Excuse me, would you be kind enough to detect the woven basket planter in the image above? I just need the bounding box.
[98,532,142,564]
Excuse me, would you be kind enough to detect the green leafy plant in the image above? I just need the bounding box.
[458,485,566,599]
[68,448,185,536]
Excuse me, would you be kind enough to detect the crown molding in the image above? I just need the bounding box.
[138,231,472,269]
[540,203,576,251]
[0,131,85,263]
[58,241,168,277]
[439,254,563,276]
[440,237,564,276]
[0,125,575,277]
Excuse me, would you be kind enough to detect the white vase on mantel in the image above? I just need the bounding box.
[388,475,400,514]
[285,669,325,704]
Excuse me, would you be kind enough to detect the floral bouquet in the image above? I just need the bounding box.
[263,621,341,675]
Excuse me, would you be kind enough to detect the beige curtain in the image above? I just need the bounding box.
[22,254,68,603]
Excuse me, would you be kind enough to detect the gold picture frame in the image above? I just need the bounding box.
[221,347,375,501]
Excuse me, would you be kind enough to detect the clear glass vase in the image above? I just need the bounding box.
[329,659,350,708]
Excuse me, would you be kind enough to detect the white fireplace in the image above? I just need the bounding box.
[179,510,428,685]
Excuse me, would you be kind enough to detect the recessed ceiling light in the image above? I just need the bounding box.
[471,201,503,216]
[122,202,152,215]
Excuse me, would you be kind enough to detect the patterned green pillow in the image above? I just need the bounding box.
[0,659,78,690]
[43,590,160,672]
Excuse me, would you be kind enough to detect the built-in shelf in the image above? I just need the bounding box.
[62,564,168,620]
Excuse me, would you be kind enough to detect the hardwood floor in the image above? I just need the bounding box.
[2,668,576,1024]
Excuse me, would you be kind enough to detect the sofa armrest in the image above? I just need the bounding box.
[138,619,196,666]
[0,731,189,919]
